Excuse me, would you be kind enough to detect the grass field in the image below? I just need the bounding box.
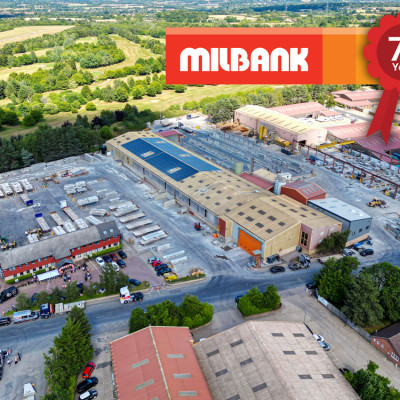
[0,25,73,48]
[0,84,271,138]
[0,35,154,81]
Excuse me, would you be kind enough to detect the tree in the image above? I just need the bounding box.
[317,230,350,254]
[85,102,96,111]
[342,273,383,327]
[20,148,35,167]
[81,85,93,100]
[129,308,148,333]
[263,285,281,310]
[30,109,43,123]
[22,113,36,127]
[100,125,112,140]
[114,86,129,102]
[174,85,185,93]
[346,361,400,400]
[16,293,31,311]
[34,290,51,306]
[99,264,128,295]
[131,85,145,99]
[206,98,240,123]
[64,282,80,302]
[314,256,359,308]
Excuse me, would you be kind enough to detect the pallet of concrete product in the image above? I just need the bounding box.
[109,201,133,211]
[120,211,145,223]
[113,205,138,218]
[126,218,153,231]
[36,216,51,233]
[27,233,39,243]
[90,209,107,217]
[77,196,99,207]
[11,182,23,194]
[1,184,12,196]
[156,243,171,252]
[21,179,33,192]
[0,189,3,198]
[109,197,120,204]
[86,216,102,225]
[75,219,89,229]
[52,226,66,236]
[162,250,185,260]
[64,183,75,192]
[170,256,188,265]
[64,221,76,233]
[49,211,65,226]
[140,231,168,246]
[132,225,161,238]
[63,206,79,221]
[105,191,119,199]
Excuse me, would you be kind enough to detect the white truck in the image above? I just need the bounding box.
[120,286,132,304]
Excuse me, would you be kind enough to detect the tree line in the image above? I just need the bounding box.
[315,259,400,329]
[129,294,213,332]
[0,104,158,172]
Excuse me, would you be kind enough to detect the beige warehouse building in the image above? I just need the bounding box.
[107,131,341,260]
[234,104,328,146]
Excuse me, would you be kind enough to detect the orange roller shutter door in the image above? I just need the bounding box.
[238,229,262,255]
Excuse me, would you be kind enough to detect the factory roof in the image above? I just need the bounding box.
[333,98,372,108]
[122,137,218,181]
[283,181,326,199]
[110,326,212,400]
[157,129,180,138]
[108,132,340,240]
[253,168,278,182]
[0,221,119,270]
[338,90,382,102]
[308,198,371,222]
[239,172,274,191]
[270,101,327,116]
[235,105,327,135]
[193,321,358,400]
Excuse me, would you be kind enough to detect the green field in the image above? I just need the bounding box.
[0,84,271,138]
[0,25,73,48]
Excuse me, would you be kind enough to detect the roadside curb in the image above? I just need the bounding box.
[248,264,286,272]
[242,303,282,320]
[190,318,212,333]
[165,276,207,288]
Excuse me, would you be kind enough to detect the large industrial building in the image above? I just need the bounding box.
[269,101,327,118]
[234,105,328,146]
[110,326,212,400]
[308,198,372,245]
[332,89,382,109]
[193,321,358,400]
[0,221,120,279]
[107,132,342,259]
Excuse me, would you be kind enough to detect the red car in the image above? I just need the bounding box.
[110,253,118,262]
[82,362,96,379]
[152,260,162,268]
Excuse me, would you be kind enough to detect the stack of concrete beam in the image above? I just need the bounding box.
[77,196,99,207]
[52,226,66,236]
[64,221,76,233]
[126,218,153,231]
[86,216,102,225]
[11,182,23,194]
[140,231,168,246]
[21,179,33,191]
[75,219,89,229]
[132,225,161,238]
[50,211,65,226]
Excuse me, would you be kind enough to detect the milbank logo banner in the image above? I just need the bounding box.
[166,27,376,85]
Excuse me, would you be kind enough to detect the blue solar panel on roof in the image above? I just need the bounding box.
[143,137,218,172]
[122,139,163,160]
[121,138,216,182]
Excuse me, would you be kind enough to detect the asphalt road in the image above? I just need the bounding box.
[0,267,316,399]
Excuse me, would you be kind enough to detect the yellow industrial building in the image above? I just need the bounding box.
[107,131,341,259]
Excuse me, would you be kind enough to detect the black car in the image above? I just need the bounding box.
[116,259,126,268]
[0,286,18,303]
[118,250,127,259]
[360,249,374,256]
[288,263,300,271]
[0,317,11,326]
[155,263,168,272]
[270,266,285,274]
[131,292,144,301]
[76,377,98,394]
[157,267,171,276]
[128,279,141,286]
[306,282,317,289]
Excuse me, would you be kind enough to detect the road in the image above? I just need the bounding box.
[0,267,316,399]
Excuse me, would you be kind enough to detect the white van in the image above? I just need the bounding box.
[13,310,39,324]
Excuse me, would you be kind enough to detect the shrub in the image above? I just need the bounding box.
[71,108,78,113]
[85,102,96,111]
[43,103,59,115]
[87,243,122,258]
[238,285,281,317]
[22,113,36,126]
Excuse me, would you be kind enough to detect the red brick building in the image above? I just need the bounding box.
[0,221,120,279]
[280,181,326,205]
[371,323,400,366]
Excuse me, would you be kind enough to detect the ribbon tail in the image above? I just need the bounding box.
[367,88,399,144]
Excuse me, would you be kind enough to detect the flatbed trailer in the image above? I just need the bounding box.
[140,230,168,245]
[120,211,144,223]
[35,214,51,233]
[49,211,65,226]
[63,206,79,221]
[113,206,138,218]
